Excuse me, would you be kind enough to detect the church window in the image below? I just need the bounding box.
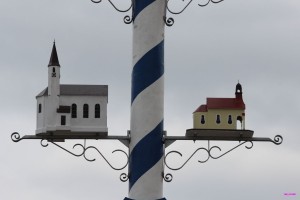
[95,104,100,118]
[38,104,42,113]
[237,116,243,129]
[83,104,89,118]
[228,115,233,124]
[71,104,77,118]
[52,67,56,77]
[216,115,221,124]
[200,115,205,124]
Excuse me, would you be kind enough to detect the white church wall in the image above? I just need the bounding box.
[36,96,45,131]
[59,95,108,133]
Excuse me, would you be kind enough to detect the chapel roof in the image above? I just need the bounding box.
[36,84,108,97]
[194,97,245,113]
[48,42,60,67]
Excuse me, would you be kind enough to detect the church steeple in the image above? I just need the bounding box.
[48,41,60,67]
[48,41,60,96]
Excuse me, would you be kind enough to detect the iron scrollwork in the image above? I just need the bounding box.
[165,0,225,26]
[41,139,86,157]
[164,140,254,172]
[167,0,224,14]
[11,132,22,142]
[90,0,134,24]
[164,134,283,175]
[84,146,129,170]
[120,173,129,182]
[163,173,173,182]
[11,132,129,181]
[42,140,129,180]
[272,135,283,145]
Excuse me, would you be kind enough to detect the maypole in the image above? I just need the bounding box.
[11,1,283,200]
[127,0,166,199]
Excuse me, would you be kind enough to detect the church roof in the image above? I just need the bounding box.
[48,42,60,67]
[194,97,245,113]
[36,85,108,97]
[207,98,245,109]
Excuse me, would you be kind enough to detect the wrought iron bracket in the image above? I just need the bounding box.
[162,129,283,182]
[165,0,225,26]
[90,0,134,24]
[11,132,130,182]
[89,0,225,26]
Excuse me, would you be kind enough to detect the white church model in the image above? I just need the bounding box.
[35,42,108,136]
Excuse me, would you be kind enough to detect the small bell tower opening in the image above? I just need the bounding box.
[235,82,243,99]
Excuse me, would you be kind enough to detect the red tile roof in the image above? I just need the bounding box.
[194,97,245,113]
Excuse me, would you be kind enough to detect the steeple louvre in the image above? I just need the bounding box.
[48,41,60,67]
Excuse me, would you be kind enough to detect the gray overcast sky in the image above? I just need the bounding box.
[1,0,299,199]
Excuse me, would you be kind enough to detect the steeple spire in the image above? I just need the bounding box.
[48,41,60,67]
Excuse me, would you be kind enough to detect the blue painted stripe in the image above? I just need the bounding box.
[129,121,164,189]
[131,41,164,103]
[133,0,156,20]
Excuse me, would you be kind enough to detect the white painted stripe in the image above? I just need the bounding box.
[130,76,164,152]
[133,0,166,67]
[129,157,164,199]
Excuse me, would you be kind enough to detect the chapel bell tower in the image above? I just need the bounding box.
[48,41,60,96]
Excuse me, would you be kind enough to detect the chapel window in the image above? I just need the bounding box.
[95,104,100,118]
[228,115,233,124]
[201,115,205,124]
[216,115,221,124]
[71,104,77,118]
[83,104,89,118]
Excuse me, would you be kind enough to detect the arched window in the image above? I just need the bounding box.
[71,104,77,118]
[38,104,42,113]
[228,115,232,124]
[200,115,205,124]
[237,116,243,129]
[216,114,221,124]
[95,104,100,118]
[83,104,89,118]
[52,67,56,77]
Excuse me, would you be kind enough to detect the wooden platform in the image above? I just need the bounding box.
[36,131,108,142]
[186,129,254,139]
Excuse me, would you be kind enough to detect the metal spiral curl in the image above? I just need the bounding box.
[41,139,49,147]
[120,173,129,182]
[163,173,173,182]
[84,147,129,170]
[124,15,133,24]
[164,16,175,27]
[11,132,22,142]
[273,135,283,145]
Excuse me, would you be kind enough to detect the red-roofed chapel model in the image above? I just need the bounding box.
[193,83,246,130]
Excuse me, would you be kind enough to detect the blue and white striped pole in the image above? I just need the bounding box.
[125,0,167,199]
